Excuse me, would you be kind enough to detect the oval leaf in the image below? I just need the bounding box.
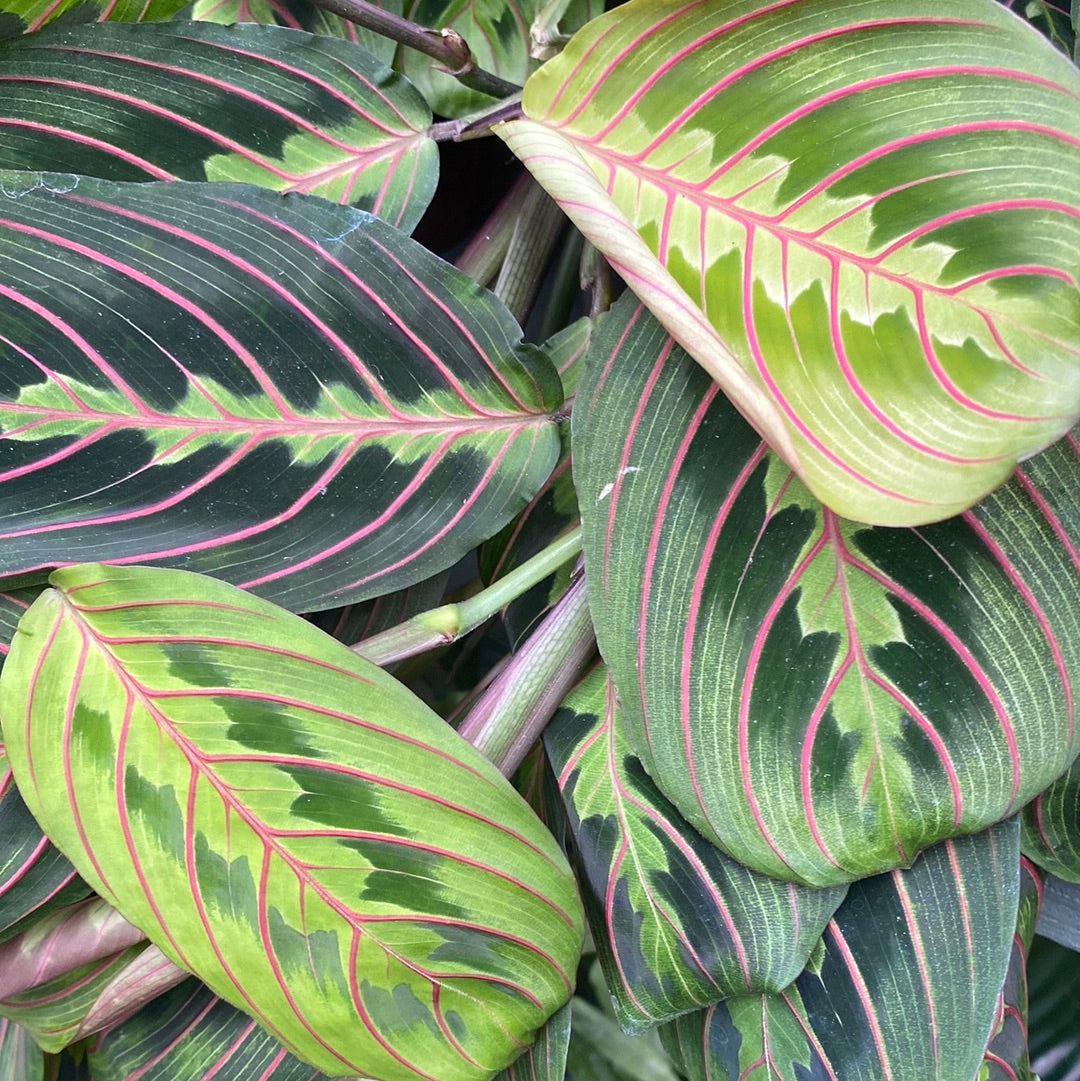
[0,563,584,1081]
[0,22,437,231]
[0,178,562,612]
[575,294,1077,886]
[661,820,1020,1081]
[0,0,186,36]
[506,0,1080,525]
[1022,754,1080,882]
[544,663,845,1029]
[0,1017,42,1081]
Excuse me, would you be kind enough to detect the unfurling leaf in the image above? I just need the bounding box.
[504,0,1080,525]
[0,564,584,1081]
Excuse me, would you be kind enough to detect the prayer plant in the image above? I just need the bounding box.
[0,0,1077,1078]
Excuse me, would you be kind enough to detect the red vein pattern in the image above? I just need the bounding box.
[576,295,1078,887]
[660,820,1020,1080]
[509,0,1080,525]
[0,564,583,1081]
[0,22,437,230]
[0,178,562,612]
[544,663,845,1029]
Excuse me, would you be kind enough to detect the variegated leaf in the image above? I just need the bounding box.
[0,178,562,613]
[660,820,1020,1081]
[0,943,148,1053]
[575,295,1077,886]
[0,750,90,946]
[492,1001,570,1081]
[503,0,1080,526]
[0,563,584,1081]
[1023,756,1080,883]
[0,0,186,36]
[87,979,327,1081]
[544,663,846,1029]
[0,23,437,231]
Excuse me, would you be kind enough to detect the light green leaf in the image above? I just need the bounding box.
[0,564,584,1081]
[504,0,1080,526]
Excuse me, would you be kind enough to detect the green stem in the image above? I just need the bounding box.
[350,527,582,666]
[303,0,522,100]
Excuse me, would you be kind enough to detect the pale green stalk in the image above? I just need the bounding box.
[351,527,582,666]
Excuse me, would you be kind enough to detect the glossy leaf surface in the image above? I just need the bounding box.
[0,23,437,231]
[575,295,1078,886]
[88,978,327,1081]
[0,179,562,612]
[506,0,1080,525]
[1,564,584,1081]
[660,820,1020,1081]
[544,663,845,1029]
[1023,755,1080,883]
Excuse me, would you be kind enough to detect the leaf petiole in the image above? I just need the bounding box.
[350,526,582,666]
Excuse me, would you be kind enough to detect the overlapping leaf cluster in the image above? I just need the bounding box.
[0,0,1077,1080]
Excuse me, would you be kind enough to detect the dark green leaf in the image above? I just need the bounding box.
[544,663,845,1029]
[661,820,1020,1080]
[575,295,1078,886]
[0,179,562,612]
[0,23,437,231]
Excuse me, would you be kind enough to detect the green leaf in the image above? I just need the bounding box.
[0,0,185,36]
[88,979,328,1080]
[503,0,1080,526]
[575,294,1078,886]
[661,820,1021,1081]
[1027,934,1080,1081]
[0,942,148,1053]
[0,23,437,231]
[480,319,589,648]
[1023,746,1080,883]
[0,750,90,945]
[0,563,584,1081]
[544,663,846,1029]
[400,0,533,116]
[0,1017,42,1081]
[0,178,562,613]
[492,1001,569,1081]
[979,857,1042,1081]
[564,998,680,1081]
